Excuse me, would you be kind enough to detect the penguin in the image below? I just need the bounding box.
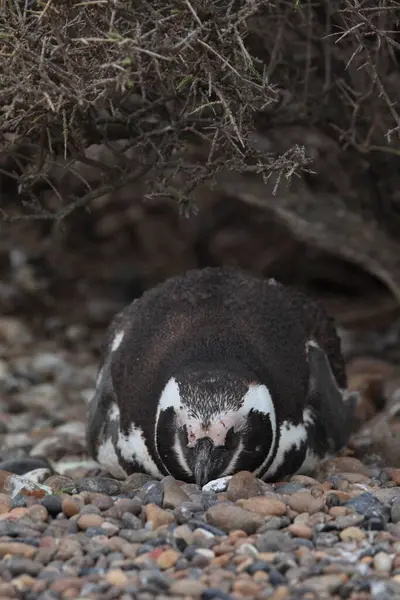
[87,266,358,486]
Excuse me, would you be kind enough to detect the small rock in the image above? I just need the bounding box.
[202,476,232,493]
[120,472,154,494]
[256,530,296,552]
[62,496,82,518]
[226,471,264,501]
[0,542,36,558]
[374,551,393,572]
[114,497,142,517]
[233,579,260,596]
[140,481,164,506]
[317,457,370,478]
[156,548,181,569]
[44,475,75,493]
[391,500,400,524]
[145,503,175,529]
[339,527,366,542]
[41,495,62,517]
[77,513,104,530]
[238,496,286,517]
[344,492,384,515]
[7,557,42,576]
[162,476,191,509]
[288,523,313,539]
[300,574,346,594]
[174,524,195,546]
[287,491,324,514]
[0,458,52,476]
[106,569,128,586]
[75,477,121,496]
[169,580,206,597]
[206,503,263,534]
[334,513,364,529]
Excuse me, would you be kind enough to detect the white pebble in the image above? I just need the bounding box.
[373,551,393,572]
[202,475,232,493]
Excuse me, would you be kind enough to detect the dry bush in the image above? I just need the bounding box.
[1,0,400,305]
[0,0,314,220]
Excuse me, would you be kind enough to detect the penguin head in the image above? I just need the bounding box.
[155,365,275,486]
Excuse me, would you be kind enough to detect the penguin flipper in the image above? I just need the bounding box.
[306,340,358,454]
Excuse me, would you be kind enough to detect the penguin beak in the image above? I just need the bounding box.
[193,437,214,487]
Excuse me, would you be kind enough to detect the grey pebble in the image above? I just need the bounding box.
[75,477,122,496]
[139,481,164,506]
[256,530,296,552]
[345,492,384,515]
[0,456,53,475]
[391,500,400,523]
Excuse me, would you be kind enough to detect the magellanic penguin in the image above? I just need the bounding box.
[87,267,357,486]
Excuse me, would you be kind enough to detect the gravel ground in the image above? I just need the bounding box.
[1,316,400,600]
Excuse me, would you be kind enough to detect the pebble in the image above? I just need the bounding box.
[75,477,121,496]
[339,526,366,542]
[77,513,104,529]
[162,476,191,508]
[237,496,286,517]
[145,503,175,529]
[169,579,206,596]
[344,492,384,515]
[226,471,265,501]
[206,503,263,534]
[0,458,53,476]
[0,542,37,558]
[286,491,324,514]
[257,530,296,552]
[288,523,313,539]
[62,496,82,517]
[391,500,400,523]
[156,548,181,569]
[374,551,393,572]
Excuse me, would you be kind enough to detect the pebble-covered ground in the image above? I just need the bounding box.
[1,316,400,600]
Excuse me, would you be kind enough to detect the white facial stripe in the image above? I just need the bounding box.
[173,432,192,477]
[117,424,163,479]
[111,330,124,352]
[158,377,182,412]
[246,385,277,478]
[97,437,128,479]
[264,407,313,478]
[220,438,244,477]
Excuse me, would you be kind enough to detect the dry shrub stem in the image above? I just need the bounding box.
[0,0,399,223]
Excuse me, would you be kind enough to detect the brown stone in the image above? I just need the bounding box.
[156,548,180,569]
[232,579,261,596]
[106,569,128,586]
[206,503,263,534]
[226,471,265,501]
[77,513,104,529]
[0,542,36,558]
[162,476,191,509]
[237,496,286,517]
[288,523,313,539]
[169,580,207,597]
[62,496,82,518]
[145,503,175,529]
[340,527,366,542]
[287,491,325,514]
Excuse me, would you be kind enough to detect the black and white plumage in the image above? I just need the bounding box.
[87,267,357,487]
